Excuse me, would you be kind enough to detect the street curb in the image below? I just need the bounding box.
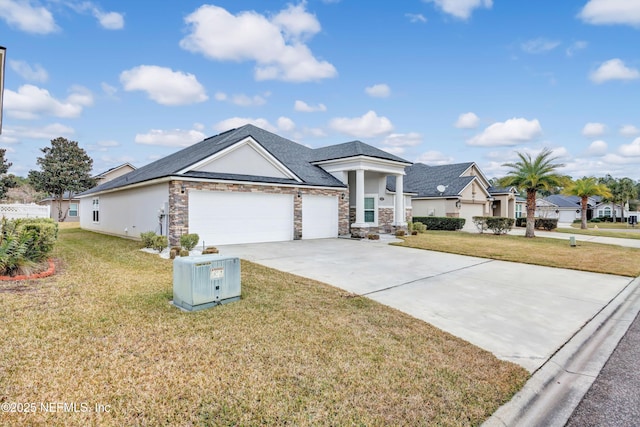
[482,275,640,427]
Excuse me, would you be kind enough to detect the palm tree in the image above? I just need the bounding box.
[499,148,567,237]
[563,177,612,229]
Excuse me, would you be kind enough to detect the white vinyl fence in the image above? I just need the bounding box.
[0,203,50,219]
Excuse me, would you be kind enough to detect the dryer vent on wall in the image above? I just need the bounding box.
[172,255,241,311]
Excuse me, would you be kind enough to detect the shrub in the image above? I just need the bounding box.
[411,230,418,235]
[202,246,219,255]
[412,222,427,233]
[472,217,489,234]
[170,249,178,259]
[180,233,199,251]
[179,249,190,257]
[515,217,527,227]
[413,217,465,231]
[140,231,156,248]
[395,230,406,237]
[151,235,168,252]
[537,218,558,231]
[0,218,58,276]
[485,217,514,235]
[367,233,380,240]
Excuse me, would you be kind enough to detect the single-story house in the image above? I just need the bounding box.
[39,191,80,222]
[39,162,137,222]
[77,125,413,245]
[391,162,523,230]
[537,195,627,223]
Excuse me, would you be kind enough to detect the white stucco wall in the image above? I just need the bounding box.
[80,183,169,239]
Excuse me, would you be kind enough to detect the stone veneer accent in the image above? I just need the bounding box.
[347,206,412,238]
[168,180,348,245]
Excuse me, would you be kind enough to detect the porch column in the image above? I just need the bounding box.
[394,173,406,226]
[353,168,366,226]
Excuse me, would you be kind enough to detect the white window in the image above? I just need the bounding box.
[69,203,78,217]
[602,206,611,218]
[364,196,376,223]
[515,203,523,218]
[92,198,99,222]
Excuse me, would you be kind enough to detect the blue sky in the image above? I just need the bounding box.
[1,0,639,180]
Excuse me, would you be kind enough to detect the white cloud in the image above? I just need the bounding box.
[0,0,58,34]
[303,127,326,138]
[4,84,93,119]
[566,40,588,57]
[406,13,427,23]
[521,38,561,54]
[455,112,480,129]
[619,137,640,156]
[215,92,270,106]
[423,0,493,20]
[179,4,336,82]
[587,140,608,156]
[579,0,640,27]
[8,60,48,82]
[94,10,124,30]
[329,110,394,138]
[365,83,391,98]
[135,128,207,147]
[101,82,117,97]
[0,123,75,143]
[467,118,542,146]
[271,2,320,42]
[294,100,327,112]
[415,150,455,165]
[277,116,295,132]
[380,146,405,156]
[590,59,640,84]
[120,65,208,106]
[381,132,422,147]
[582,122,606,137]
[213,117,278,133]
[87,140,120,152]
[620,125,640,137]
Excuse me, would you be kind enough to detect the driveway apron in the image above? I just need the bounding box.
[217,238,632,372]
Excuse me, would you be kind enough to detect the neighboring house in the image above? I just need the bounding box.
[77,125,413,246]
[536,195,626,223]
[390,162,520,230]
[39,191,80,222]
[38,163,137,222]
[94,162,136,185]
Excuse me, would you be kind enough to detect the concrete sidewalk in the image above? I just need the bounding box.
[217,238,632,373]
[506,227,640,248]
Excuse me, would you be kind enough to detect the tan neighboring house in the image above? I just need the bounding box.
[39,163,136,222]
[393,162,522,231]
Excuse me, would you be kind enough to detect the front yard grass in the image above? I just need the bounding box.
[396,231,640,277]
[0,227,528,426]
[555,227,640,240]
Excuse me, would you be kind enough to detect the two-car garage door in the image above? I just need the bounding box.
[189,190,338,245]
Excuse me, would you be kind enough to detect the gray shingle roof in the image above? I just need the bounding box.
[80,125,412,196]
[387,162,476,197]
[543,195,583,208]
[311,140,411,164]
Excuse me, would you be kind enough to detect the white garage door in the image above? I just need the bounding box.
[302,195,338,239]
[460,203,485,231]
[189,191,293,245]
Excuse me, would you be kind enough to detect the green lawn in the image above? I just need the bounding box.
[0,227,528,426]
[555,226,640,240]
[396,231,640,277]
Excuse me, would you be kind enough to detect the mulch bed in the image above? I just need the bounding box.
[0,259,55,282]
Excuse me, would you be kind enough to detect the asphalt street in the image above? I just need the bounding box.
[566,311,640,427]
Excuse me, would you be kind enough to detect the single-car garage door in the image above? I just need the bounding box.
[460,203,485,231]
[302,195,338,239]
[189,190,294,245]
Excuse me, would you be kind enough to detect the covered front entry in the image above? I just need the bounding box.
[302,194,338,239]
[189,190,294,245]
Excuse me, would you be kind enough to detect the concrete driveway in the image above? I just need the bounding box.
[217,238,633,372]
